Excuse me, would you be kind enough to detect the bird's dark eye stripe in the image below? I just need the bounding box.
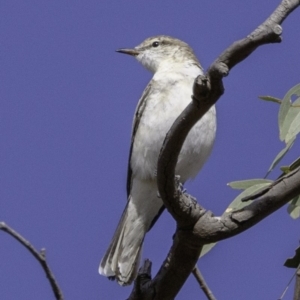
[152,41,159,47]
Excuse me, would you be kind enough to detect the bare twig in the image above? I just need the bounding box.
[192,266,216,300]
[0,222,64,300]
[278,264,300,300]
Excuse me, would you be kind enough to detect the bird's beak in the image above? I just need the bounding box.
[116,48,140,56]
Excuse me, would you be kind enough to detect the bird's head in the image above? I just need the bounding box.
[116,35,199,73]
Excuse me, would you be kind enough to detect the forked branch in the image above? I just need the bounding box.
[0,222,64,300]
[129,1,300,299]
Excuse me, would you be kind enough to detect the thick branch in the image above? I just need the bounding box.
[0,222,64,300]
[129,168,300,299]
[128,1,300,299]
[157,0,300,227]
[194,167,300,242]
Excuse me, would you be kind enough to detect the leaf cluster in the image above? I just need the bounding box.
[202,84,300,258]
[230,83,300,219]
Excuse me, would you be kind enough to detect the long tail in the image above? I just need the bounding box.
[99,199,146,286]
[99,179,164,285]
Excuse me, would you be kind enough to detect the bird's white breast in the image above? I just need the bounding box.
[131,63,216,182]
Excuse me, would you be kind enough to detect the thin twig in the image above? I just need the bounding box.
[278,264,300,300]
[0,222,64,300]
[192,266,216,300]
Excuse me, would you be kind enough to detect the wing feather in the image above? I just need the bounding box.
[126,81,154,197]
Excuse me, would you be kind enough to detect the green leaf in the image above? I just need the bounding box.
[259,95,282,104]
[287,196,300,219]
[279,93,292,141]
[280,166,290,174]
[280,157,300,173]
[289,156,300,171]
[265,137,295,177]
[284,246,300,268]
[285,108,300,142]
[288,205,300,219]
[200,243,217,258]
[279,84,300,141]
[225,183,272,213]
[227,179,273,190]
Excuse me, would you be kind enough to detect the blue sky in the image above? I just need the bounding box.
[1,1,299,299]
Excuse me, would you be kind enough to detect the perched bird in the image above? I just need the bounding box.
[99,35,216,286]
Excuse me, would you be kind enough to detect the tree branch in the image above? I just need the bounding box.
[294,267,300,300]
[128,0,300,299]
[157,0,300,227]
[192,266,216,300]
[0,222,64,300]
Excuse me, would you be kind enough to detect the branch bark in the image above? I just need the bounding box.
[128,0,300,299]
[294,268,300,300]
[0,222,64,300]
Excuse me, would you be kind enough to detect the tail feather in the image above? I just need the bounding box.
[100,179,163,285]
[99,200,146,285]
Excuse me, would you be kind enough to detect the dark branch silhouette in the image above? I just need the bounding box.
[128,0,300,299]
[0,222,64,300]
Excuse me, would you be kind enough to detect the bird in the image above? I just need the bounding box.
[99,35,216,286]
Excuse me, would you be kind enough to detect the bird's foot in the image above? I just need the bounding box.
[175,175,197,202]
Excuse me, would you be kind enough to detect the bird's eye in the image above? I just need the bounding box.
[152,41,160,48]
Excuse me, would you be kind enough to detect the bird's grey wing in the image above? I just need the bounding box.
[126,81,153,197]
